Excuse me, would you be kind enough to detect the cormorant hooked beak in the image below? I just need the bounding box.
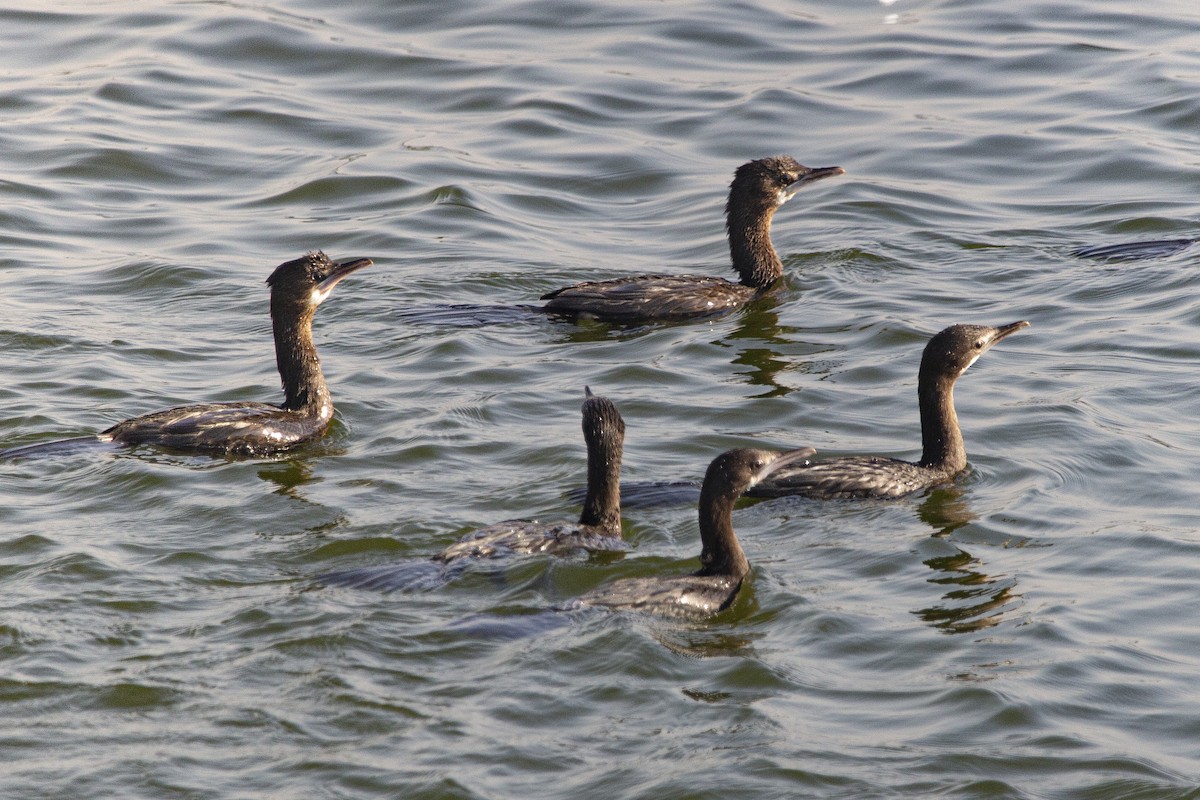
[313,257,372,304]
[781,165,845,202]
[963,320,1030,373]
[979,320,1031,357]
[991,320,1031,345]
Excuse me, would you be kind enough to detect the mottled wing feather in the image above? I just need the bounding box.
[748,455,950,500]
[542,275,755,321]
[577,575,741,619]
[102,401,324,455]
[436,519,625,562]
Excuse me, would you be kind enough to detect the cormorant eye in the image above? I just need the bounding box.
[974,339,985,349]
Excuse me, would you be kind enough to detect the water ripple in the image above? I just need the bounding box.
[3,0,1200,796]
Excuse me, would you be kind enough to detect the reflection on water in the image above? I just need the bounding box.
[651,619,762,660]
[915,548,1021,635]
[913,489,1021,634]
[720,297,801,399]
[256,457,319,498]
[916,486,976,536]
[657,630,760,660]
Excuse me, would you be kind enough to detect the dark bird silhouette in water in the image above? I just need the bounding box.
[541,156,844,322]
[749,321,1030,500]
[436,388,626,561]
[0,251,370,459]
[576,446,815,619]
[1072,238,1195,262]
[316,389,627,594]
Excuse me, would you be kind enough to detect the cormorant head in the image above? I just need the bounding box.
[920,320,1030,382]
[728,156,845,217]
[582,387,625,453]
[266,251,372,313]
[705,446,818,502]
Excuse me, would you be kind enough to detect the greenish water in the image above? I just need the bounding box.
[3,1,1200,797]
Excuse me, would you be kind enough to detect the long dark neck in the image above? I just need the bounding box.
[726,199,782,290]
[578,433,621,533]
[273,305,330,415]
[917,374,965,473]
[696,484,750,579]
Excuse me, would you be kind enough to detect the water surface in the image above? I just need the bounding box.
[3,1,1200,797]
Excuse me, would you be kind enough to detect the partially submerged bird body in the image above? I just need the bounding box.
[100,400,314,456]
[1072,238,1195,261]
[3,252,371,460]
[541,274,759,322]
[572,572,743,618]
[750,321,1030,501]
[542,157,844,322]
[578,446,815,619]
[435,519,626,561]
[749,454,956,500]
[436,389,626,563]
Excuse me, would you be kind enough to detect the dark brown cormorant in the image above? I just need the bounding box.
[749,321,1030,500]
[436,388,626,561]
[577,446,815,618]
[1,251,370,459]
[541,157,844,322]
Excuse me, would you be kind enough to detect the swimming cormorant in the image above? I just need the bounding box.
[541,156,843,322]
[749,321,1030,500]
[577,446,815,618]
[436,388,626,561]
[1,251,370,458]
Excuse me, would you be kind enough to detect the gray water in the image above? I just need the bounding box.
[3,1,1200,797]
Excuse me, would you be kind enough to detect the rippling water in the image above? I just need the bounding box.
[3,1,1200,797]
